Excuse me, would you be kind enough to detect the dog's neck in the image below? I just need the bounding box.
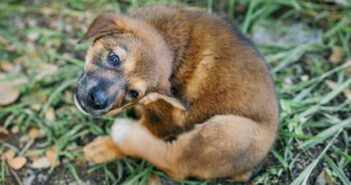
[147,23,198,98]
[148,29,174,93]
[131,21,174,92]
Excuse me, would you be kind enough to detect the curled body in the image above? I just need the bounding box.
[76,5,279,181]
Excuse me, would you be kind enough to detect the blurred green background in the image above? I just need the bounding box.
[0,0,350,184]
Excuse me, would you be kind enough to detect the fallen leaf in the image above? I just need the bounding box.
[147,174,161,185]
[1,150,15,161]
[314,169,333,185]
[283,77,293,89]
[300,74,309,82]
[0,126,9,135]
[7,156,27,170]
[325,80,337,90]
[0,60,15,73]
[10,125,19,134]
[35,64,58,80]
[46,145,60,166]
[0,80,20,106]
[343,87,351,102]
[27,31,39,42]
[27,128,46,140]
[329,46,344,64]
[28,155,40,162]
[30,157,51,169]
[19,135,30,148]
[28,128,39,140]
[44,108,55,123]
[0,75,27,106]
[30,104,42,111]
[325,80,351,102]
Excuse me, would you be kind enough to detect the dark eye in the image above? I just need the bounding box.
[128,90,139,99]
[107,51,120,67]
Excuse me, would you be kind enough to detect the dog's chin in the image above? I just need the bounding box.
[74,94,89,115]
[74,94,110,117]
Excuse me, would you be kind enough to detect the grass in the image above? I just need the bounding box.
[0,0,350,184]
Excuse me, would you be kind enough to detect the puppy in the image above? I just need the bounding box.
[74,5,279,181]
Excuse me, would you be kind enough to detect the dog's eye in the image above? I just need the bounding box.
[107,51,120,67]
[128,90,139,99]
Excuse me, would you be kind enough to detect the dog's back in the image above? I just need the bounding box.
[132,5,279,136]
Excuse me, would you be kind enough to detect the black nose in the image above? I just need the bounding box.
[87,87,108,110]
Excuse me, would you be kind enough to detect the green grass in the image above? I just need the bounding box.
[0,0,351,184]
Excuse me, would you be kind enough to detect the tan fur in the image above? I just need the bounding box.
[128,77,147,97]
[80,5,279,181]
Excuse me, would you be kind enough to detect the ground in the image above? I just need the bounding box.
[0,0,350,185]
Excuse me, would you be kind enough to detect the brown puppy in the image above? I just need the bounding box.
[75,5,279,181]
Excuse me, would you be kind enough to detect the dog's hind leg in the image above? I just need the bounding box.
[111,115,276,181]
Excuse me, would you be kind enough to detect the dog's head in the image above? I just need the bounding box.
[74,13,177,116]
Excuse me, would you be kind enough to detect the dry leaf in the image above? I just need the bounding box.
[325,80,337,90]
[329,46,344,64]
[30,104,42,111]
[0,126,9,135]
[28,128,39,140]
[27,128,45,140]
[300,74,309,82]
[282,77,293,89]
[0,60,15,72]
[1,150,15,161]
[325,80,351,102]
[28,155,40,162]
[10,125,19,134]
[44,108,55,123]
[314,169,333,185]
[7,156,27,170]
[0,75,27,106]
[343,87,351,102]
[147,174,161,185]
[30,157,51,169]
[35,64,58,80]
[19,135,30,148]
[46,145,60,166]
[0,80,20,106]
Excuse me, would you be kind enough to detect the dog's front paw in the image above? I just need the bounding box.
[111,119,135,144]
[83,136,124,163]
[111,119,150,157]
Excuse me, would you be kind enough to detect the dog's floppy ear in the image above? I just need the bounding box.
[80,13,127,43]
[139,92,188,111]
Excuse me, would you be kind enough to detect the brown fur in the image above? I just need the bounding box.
[78,5,279,181]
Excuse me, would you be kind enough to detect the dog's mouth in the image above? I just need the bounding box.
[74,92,136,117]
[74,93,91,115]
[74,93,110,117]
